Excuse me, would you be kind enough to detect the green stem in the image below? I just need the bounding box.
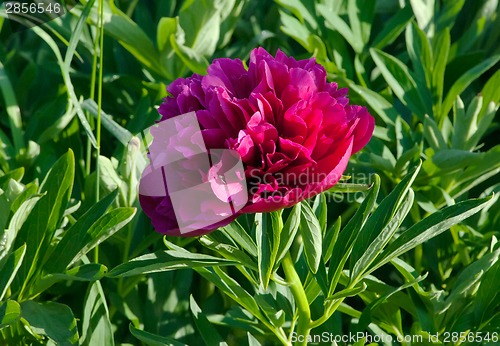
[282,253,311,346]
[85,12,99,177]
[94,0,104,263]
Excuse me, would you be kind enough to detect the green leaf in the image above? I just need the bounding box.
[0,60,24,152]
[349,163,420,279]
[200,236,257,271]
[32,264,108,297]
[0,300,21,330]
[275,203,301,268]
[370,48,430,119]
[323,217,341,263]
[255,211,283,288]
[409,0,435,35]
[256,212,272,288]
[327,175,380,297]
[347,82,398,125]
[196,266,262,318]
[21,301,79,345]
[423,115,447,151]
[178,0,225,55]
[313,193,327,234]
[352,189,415,283]
[130,324,188,346]
[370,196,494,274]
[348,0,375,47]
[1,194,41,264]
[0,244,26,301]
[86,3,167,78]
[44,191,125,273]
[62,0,98,148]
[247,333,262,346]
[451,96,482,150]
[107,250,236,278]
[406,21,433,90]
[190,295,228,346]
[13,150,74,292]
[275,0,318,29]
[432,149,482,172]
[435,0,465,32]
[440,246,500,327]
[278,11,312,51]
[475,259,500,326]
[357,272,428,332]
[317,4,361,53]
[69,207,136,266]
[299,201,322,274]
[431,27,450,116]
[80,281,114,346]
[82,99,133,146]
[371,6,413,49]
[221,221,257,258]
[170,35,208,74]
[326,282,367,303]
[441,55,500,120]
[480,68,500,117]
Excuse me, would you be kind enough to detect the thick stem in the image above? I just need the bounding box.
[282,253,311,346]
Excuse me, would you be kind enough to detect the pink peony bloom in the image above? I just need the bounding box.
[139,47,374,236]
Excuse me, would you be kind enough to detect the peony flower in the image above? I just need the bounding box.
[139,47,374,236]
